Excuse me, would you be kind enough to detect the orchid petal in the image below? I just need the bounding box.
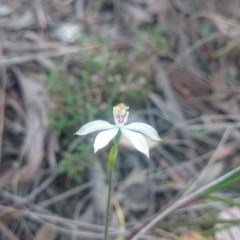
[94,128,119,153]
[75,120,115,135]
[124,122,161,141]
[120,128,149,158]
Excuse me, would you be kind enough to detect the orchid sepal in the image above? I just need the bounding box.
[75,120,115,135]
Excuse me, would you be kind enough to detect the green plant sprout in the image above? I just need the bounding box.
[56,144,92,183]
[134,25,169,55]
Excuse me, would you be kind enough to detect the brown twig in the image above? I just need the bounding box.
[0,222,20,240]
[0,40,131,67]
[0,30,7,164]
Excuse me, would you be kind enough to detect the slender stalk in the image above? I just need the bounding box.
[104,166,113,240]
[104,131,121,240]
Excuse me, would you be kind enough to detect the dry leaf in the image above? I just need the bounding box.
[35,224,57,240]
[12,67,57,183]
[201,162,224,186]
[6,10,35,30]
[123,2,152,26]
[213,145,236,161]
[170,0,190,14]
[34,0,47,29]
[132,0,170,15]
[17,76,47,183]
[0,204,23,224]
[146,0,169,15]
[211,14,240,38]
[46,131,59,170]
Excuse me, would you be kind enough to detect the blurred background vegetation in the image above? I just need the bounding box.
[0,0,240,239]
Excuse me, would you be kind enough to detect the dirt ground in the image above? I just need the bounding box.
[0,0,240,239]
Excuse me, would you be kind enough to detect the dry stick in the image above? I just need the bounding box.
[182,126,233,197]
[155,62,190,140]
[26,173,57,201]
[0,180,92,213]
[0,205,104,239]
[0,206,163,240]
[177,197,240,213]
[0,189,50,215]
[167,32,225,73]
[0,46,84,66]
[0,181,120,237]
[128,166,240,240]
[0,222,19,240]
[72,193,92,240]
[187,122,240,131]
[39,181,92,207]
[0,195,108,233]
[163,114,240,142]
[0,40,131,67]
[0,30,7,165]
[0,69,6,165]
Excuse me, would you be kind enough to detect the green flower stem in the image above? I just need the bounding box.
[104,165,113,240]
[104,131,121,240]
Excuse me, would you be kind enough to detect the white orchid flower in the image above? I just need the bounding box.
[75,103,161,157]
